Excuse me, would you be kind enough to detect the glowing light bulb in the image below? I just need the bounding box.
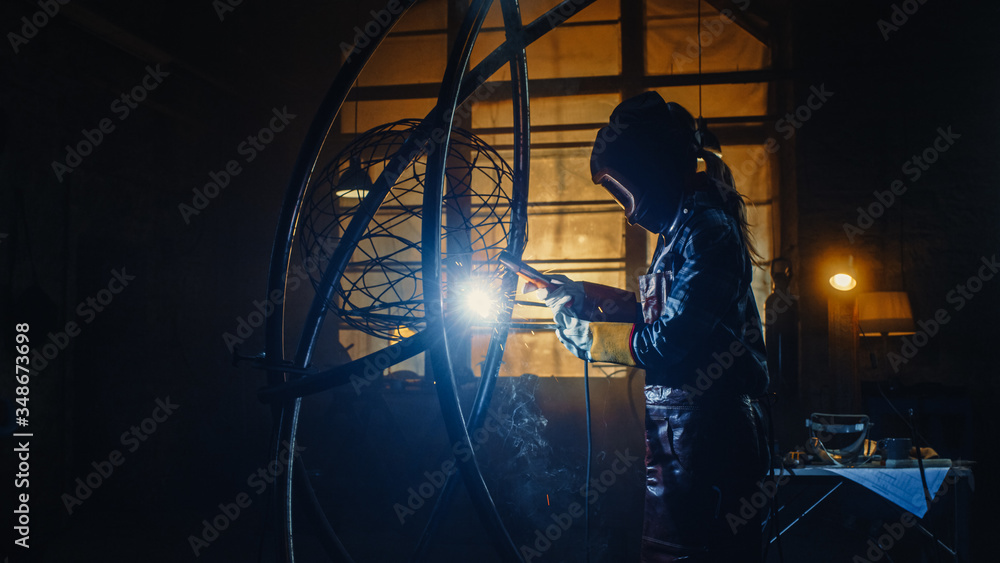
[829,273,857,291]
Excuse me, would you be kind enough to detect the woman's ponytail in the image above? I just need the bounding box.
[699,149,765,269]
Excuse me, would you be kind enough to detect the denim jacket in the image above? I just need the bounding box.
[631,186,769,398]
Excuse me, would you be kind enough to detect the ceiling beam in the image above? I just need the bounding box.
[704,0,772,45]
[347,68,798,102]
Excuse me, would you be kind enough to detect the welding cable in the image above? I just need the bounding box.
[583,359,592,563]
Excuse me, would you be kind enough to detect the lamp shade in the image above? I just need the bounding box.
[857,291,915,336]
[334,156,373,199]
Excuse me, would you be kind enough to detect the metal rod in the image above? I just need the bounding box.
[411,0,534,554]
[351,68,794,101]
[914,524,957,557]
[261,4,419,561]
[421,1,524,561]
[769,481,843,543]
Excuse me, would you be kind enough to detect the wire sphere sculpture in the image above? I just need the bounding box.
[299,119,513,340]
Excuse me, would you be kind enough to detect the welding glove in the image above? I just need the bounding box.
[527,273,639,364]
[553,308,638,366]
[524,274,587,317]
[527,275,637,323]
[553,307,591,360]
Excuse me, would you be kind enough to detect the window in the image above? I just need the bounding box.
[336,0,777,378]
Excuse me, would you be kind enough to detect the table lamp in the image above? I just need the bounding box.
[857,291,915,337]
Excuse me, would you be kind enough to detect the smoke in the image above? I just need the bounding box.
[485,374,585,544]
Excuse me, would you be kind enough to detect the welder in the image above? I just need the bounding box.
[535,91,770,562]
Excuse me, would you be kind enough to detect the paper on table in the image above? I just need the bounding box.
[824,467,950,518]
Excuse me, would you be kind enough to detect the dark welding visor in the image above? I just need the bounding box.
[596,171,637,223]
[593,168,638,220]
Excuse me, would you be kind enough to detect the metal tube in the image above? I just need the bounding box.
[421,0,524,560]
[262,4,419,561]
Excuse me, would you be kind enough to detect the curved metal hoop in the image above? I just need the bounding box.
[260,1,599,561]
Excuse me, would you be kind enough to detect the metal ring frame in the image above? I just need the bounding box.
[259,1,599,561]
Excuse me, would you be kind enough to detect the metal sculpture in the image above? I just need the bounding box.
[299,119,514,341]
[254,1,600,561]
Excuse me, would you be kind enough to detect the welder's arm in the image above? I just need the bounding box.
[589,323,639,365]
[629,218,745,370]
[551,218,743,367]
[537,274,640,363]
[543,278,639,363]
[530,278,638,324]
[550,311,639,365]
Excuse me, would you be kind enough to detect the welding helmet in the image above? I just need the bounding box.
[590,92,700,234]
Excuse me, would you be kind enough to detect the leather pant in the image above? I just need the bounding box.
[641,386,768,563]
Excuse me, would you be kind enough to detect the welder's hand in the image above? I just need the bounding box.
[553,307,592,361]
[525,274,586,318]
[523,273,570,298]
